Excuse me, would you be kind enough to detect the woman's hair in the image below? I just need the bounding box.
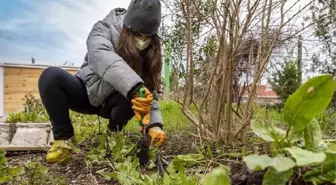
[116,26,162,92]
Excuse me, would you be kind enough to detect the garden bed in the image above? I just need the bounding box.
[4,132,330,185]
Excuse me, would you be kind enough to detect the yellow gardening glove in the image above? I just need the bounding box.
[131,87,153,125]
[148,127,166,147]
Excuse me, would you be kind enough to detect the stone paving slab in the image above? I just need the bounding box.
[0,122,54,151]
[11,127,49,146]
[0,124,10,145]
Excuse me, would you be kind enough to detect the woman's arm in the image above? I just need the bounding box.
[86,10,143,99]
[145,90,164,133]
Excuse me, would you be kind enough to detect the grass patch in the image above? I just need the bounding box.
[125,100,191,133]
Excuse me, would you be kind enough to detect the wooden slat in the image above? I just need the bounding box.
[5,67,43,72]
[5,71,43,76]
[4,68,77,75]
[4,72,42,77]
[3,66,78,113]
[5,91,39,94]
[4,77,41,81]
[5,85,38,89]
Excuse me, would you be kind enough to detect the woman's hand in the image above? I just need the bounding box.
[148,127,166,147]
[131,87,153,125]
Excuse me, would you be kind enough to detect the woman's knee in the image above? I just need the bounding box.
[110,103,134,120]
[38,66,64,91]
[99,92,134,119]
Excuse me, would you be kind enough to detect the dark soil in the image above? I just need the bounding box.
[5,133,199,185]
[6,150,115,185]
[4,133,329,185]
[229,164,315,185]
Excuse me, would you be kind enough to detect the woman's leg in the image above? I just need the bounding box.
[38,66,99,140]
[99,92,135,132]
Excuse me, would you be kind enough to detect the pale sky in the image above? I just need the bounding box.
[0,0,133,66]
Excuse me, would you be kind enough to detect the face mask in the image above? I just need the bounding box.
[135,37,151,50]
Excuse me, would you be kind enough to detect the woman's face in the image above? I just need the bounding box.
[135,34,151,41]
[134,33,152,51]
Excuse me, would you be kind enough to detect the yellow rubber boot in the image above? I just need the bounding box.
[46,138,79,163]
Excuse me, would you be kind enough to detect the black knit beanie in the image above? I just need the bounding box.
[123,0,161,35]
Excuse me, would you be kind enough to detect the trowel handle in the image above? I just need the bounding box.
[138,87,146,127]
[139,87,146,98]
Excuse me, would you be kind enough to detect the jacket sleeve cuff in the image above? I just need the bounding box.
[127,82,143,99]
[145,123,163,134]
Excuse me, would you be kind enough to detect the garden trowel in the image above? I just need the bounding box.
[136,87,165,177]
[136,87,150,166]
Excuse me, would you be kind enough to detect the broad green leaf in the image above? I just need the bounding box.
[96,169,117,181]
[284,147,326,166]
[288,129,304,143]
[251,120,286,142]
[0,156,6,166]
[163,173,172,185]
[0,150,7,166]
[326,142,336,154]
[0,176,12,184]
[262,168,293,185]
[171,154,204,170]
[172,154,204,162]
[244,155,295,172]
[142,175,155,185]
[0,150,5,157]
[303,153,336,185]
[304,118,326,152]
[267,156,296,172]
[0,166,23,183]
[201,166,231,185]
[243,155,272,171]
[284,74,335,132]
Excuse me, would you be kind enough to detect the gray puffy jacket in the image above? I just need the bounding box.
[76,8,163,130]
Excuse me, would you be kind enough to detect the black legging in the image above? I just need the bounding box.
[38,66,134,140]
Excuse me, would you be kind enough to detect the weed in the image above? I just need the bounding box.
[0,150,65,185]
[243,74,336,185]
[85,129,232,185]
[17,161,66,185]
[5,92,49,123]
[0,150,22,184]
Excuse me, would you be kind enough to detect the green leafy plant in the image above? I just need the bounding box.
[91,131,196,184]
[5,111,49,123]
[0,150,66,185]
[201,166,231,185]
[243,74,336,185]
[161,153,204,185]
[23,92,44,113]
[5,93,49,123]
[89,130,231,185]
[0,150,23,184]
[18,161,66,185]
